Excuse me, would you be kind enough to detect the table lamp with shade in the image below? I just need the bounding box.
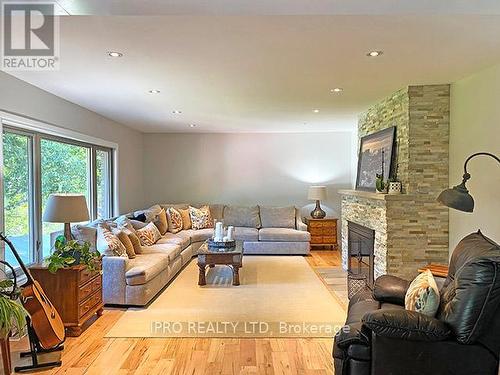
[308,185,327,219]
[43,194,90,242]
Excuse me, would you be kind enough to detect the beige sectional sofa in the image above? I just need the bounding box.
[81,204,310,306]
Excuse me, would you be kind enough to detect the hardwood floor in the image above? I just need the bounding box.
[4,251,342,375]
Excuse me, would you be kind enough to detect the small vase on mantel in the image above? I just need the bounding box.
[388,181,402,194]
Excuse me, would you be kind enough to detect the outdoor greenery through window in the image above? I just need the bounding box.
[2,125,114,266]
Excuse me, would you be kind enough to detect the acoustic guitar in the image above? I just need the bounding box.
[0,233,65,349]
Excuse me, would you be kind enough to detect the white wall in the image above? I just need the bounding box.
[449,63,500,250]
[143,132,354,217]
[0,72,144,214]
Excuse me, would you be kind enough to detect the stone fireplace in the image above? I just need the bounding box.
[340,85,450,280]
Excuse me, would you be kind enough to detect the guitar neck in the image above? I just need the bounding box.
[0,233,35,285]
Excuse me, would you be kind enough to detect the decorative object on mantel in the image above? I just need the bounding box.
[387,161,402,194]
[356,126,396,191]
[437,152,499,212]
[375,173,386,194]
[43,194,90,242]
[308,186,327,219]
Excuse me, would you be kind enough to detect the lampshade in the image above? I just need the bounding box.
[437,182,474,213]
[43,194,90,223]
[308,186,327,201]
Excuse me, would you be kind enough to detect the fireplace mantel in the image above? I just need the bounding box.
[338,189,415,201]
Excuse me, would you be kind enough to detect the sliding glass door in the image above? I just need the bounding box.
[2,131,34,265]
[1,124,114,265]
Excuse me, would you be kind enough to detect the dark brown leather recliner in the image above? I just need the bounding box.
[333,231,500,375]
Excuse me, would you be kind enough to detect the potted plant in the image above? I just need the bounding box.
[0,278,27,340]
[388,163,402,194]
[46,235,101,274]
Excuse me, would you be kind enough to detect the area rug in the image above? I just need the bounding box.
[106,256,347,338]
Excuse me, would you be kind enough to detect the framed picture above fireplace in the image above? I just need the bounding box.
[355,126,396,191]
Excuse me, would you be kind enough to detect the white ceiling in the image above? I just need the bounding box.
[7,11,500,133]
[53,0,500,16]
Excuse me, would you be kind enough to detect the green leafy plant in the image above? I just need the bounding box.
[46,235,101,274]
[0,279,27,339]
[375,173,386,192]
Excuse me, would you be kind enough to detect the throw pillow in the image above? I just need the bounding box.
[112,228,136,259]
[136,222,162,246]
[166,207,183,234]
[114,216,138,233]
[189,205,213,230]
[178,208,192,230]
[405,269,440,317]
[134,204,162,222]
[96,224,127,257]
[153,208,168,235]
[71,224,97,251]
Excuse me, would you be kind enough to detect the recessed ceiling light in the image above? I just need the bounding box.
[313,109,320,113]
[172,110,182,114]
[107,51,123,58]
[330,88,343,93]
[367,50,383,57]
[189,124,196,128]
[148,89,160,94]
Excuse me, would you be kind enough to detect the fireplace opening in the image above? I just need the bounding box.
[347,222,375,294]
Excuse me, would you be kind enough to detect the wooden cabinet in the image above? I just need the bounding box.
[29,264,103,337]
[304,217,338,250]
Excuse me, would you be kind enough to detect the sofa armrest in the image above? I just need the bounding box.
[372,275,410,305]
[295,213,307,231]
[334,321,371,349]
[363,309,451,342]
[102,256,129,305]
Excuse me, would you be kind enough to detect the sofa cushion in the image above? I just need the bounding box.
[178,208,192,230]
[157,233,190,250]
[125,253,169,286]
[258,228,310,242]
[259,206,295,228]
[152,208,168,235]
[223,205,261,228]
[140,243,182,262]
[234,227,259,241]
[405,269,440,317]
[177,228,214,243]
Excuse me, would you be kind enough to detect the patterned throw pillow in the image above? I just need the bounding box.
[97,224,127,257]
[405,269,440,317]
[178,208,192,230]
[153,208,168,235]
[112,228,136,259]
[136,222,162,246]
[166,207,183,234]
[189,205,214,230]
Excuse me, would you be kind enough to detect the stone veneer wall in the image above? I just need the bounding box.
[342,84,450,280]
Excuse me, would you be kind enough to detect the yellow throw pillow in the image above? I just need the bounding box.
[136,222,162,246]
[113,229,136,259]
[178,208,192,230]
[119,226,142,254]
[166,207,183,234]
[189,205,214,230]
[405,269,440,317]
[153,208,168,235]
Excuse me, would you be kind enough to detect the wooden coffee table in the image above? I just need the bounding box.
[197,241,243,286]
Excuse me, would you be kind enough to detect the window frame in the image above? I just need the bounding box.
[1,114,116,266]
